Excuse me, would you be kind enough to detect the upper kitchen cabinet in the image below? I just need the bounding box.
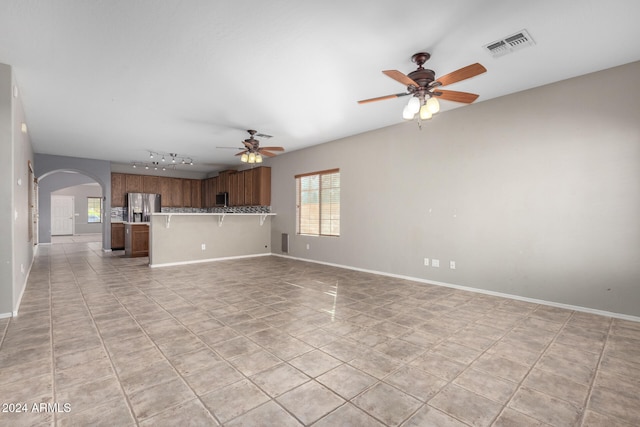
[111,173,126,207]
[125,174,144,193]
[191,179,202,208]
[170,178,183,208]
[182,179,192,207]
[143,175,159,194]
[244,166,271,206]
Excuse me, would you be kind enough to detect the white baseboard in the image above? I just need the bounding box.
[0,312,12,319]
[150,252,272,268]
[10,246,37,318]
[272,254,640,323]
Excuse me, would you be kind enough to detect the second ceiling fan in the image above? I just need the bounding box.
[358,52,487,120]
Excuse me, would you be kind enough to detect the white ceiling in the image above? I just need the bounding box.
[2,0,640,174]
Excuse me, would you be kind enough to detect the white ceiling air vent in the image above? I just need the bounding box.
[484,29,535,58]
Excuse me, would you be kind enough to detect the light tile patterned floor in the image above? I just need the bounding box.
[1,239,639,426]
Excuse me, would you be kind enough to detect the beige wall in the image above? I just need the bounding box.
[267,61,640,318]
[149,214,272,266]
[0,63,35,317]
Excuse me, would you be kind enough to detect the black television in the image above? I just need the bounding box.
[215,192,228,207]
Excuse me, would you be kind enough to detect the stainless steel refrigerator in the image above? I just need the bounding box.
[126,193,161,222]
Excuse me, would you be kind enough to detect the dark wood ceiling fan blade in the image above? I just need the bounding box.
[436,63,486,87]
[383,70,419,87]
[260,146,284,151]
[259,150,277,157]
[235,150,248,156]
[358,93,409,104]
[435,90,479,103]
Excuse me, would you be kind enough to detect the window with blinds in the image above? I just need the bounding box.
[296,169,340,236]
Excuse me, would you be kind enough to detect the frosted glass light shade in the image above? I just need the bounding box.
[426,97,440,113]
[240,153,248,162]
[402,105,415,120]
[256,154,263,163]
[419,105,432,120]
[407,97,421,114]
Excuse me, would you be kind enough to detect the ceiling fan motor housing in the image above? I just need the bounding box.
[407,68,435,89]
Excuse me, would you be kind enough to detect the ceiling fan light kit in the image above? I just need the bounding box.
[359,52,486,123]
[226,130,284,164]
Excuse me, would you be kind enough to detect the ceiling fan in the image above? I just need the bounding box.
[218,130,285,164]
[358,52,487,120]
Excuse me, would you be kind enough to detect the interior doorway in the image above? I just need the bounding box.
[51,195,74,235]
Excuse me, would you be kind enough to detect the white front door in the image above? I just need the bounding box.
[51,195,74,235]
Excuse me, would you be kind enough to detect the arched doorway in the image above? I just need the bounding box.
[34,154,113,252]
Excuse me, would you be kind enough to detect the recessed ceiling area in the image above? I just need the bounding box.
[1,0,640,174]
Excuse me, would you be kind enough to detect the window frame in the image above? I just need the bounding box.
[87,196,102,224]
[295,168,340,237]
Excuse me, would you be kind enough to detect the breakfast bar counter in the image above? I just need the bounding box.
[148,213,275,267]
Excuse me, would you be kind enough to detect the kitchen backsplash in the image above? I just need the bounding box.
[110,205,271,220]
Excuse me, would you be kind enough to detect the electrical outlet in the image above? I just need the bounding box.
[450,261,456,270]
[201,243,206,250]
[432,259,440,268]
[423,258,429,266]
[306,244,310,250]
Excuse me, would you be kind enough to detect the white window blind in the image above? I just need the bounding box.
[296,169,340,236]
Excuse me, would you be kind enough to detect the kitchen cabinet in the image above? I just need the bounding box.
[191,179,202,208]
[170,178,183,207]
[253,166,271,206]
[109,167,270,210]
[240,167,271,206]
[158,177,172,207]
[183,179,192,207]
[217,170,234,194]
[229,172,244,206]
[125,174,144,193]
[111,173,126,207]
[111,222,125,249]
[125,223,149,257]
[202,176,218,208]
[143,175,159,194]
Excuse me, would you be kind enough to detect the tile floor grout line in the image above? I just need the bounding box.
[420,305,543,426]
[577,316,613,427]
[10,242,639,426]
[105,282,224,425]
[136,280,333,426]
[48,254,57,427]
[113,281,298,425]
[493,309,577,426]
[65,258,141,427]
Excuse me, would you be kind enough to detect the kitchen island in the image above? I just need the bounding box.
[148,213,275,267]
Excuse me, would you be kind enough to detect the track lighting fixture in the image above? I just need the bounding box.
[131,151,196,171]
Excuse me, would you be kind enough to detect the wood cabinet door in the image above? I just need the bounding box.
[182,179,192,207]
[143,175,159,194]
[158,177,172,207]
[171,178,183,207]
[244,168,256,205]
[231,172,245,206]
[125,174,144,193]
[191,180,202,208]
[111,223,125,249]
[111,173,126,207]
[255,167,271,206]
